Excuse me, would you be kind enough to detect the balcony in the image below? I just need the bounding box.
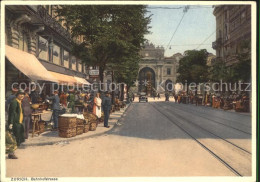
[36,6,71,41]
[212,37,222,50]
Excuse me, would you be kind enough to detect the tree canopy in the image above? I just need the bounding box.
[209,40,251,83]
[55,5,151,82]
[177,49,209,84]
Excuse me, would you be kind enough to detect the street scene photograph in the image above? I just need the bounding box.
[1,1,257,181]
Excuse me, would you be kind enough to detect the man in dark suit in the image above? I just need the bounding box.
[8,89,25,148]
[46,90,60,130]
[102,92,111,128]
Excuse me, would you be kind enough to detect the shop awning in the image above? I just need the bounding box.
[49,71,77,85]
[74,76,90,85]
[5,45,57,82]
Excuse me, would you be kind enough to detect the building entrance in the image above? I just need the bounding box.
[138,67,155,96]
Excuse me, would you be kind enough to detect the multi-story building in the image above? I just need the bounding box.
[137,42,182,95]
[207,53,217,66]
[212,5,251,66]
[5,5,89,94]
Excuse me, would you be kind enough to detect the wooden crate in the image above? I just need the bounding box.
[58,116,77,128]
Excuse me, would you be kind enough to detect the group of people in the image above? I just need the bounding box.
[172,92,249,111]
[45,90,113,130]
[5,88,113,159]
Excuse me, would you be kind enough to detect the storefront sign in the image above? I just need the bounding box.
[89,70,99,76]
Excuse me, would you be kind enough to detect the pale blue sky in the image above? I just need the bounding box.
[145,5,216,57]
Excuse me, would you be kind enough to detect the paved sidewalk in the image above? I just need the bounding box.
[20,103,131,147]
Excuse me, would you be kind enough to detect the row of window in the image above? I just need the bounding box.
[229,8,249,33]
[43,5,84,43]
[37,36,85,73]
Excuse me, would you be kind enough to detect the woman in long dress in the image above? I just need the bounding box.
[93,93,102,120]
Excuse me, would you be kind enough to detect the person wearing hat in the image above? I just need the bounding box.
[67,90,76,113]
[60,91,68,108]
[7,89,25,148]
[22,89,32,139]
[5,88,18,111]
[102,91,112,128]
[46,90,61,130]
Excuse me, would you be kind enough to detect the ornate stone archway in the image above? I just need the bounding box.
[138,67,156,96]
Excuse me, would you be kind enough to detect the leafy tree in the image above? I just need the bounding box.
[177,49,209,84]
[209,40,251,83]
[209,59,228,82]
[232,40,251,82]
[55,5,151,82]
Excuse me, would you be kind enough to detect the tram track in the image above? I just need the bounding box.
[156,102,251,154]
[162,102,251,135]
[149,102,251,176]
[169,101,251,128]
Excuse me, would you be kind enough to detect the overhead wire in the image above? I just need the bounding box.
[155,44,212,47]
[147,5,216,52]
[147,6,212,10]
[165,8,188,51]
[194,30,216,50]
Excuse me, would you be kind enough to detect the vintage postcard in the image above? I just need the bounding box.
[0,1,257,182]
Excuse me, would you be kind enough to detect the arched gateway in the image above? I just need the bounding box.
[138,67,156,96]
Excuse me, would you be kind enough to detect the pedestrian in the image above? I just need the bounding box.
[8,89,25,146]
[153,92,156,100]
[174,94,178,103]
[5,88,18,112]
[46,90,60,130]
[102,91,112,128]
[67,90,76,113]
[177,95,181,104]
[132,94,135,101]
[165,92,169,101]
[212,94,216,108]
[75,91,82,103]
[22,89,32,139]
[84,93,90,112]
[157,93,160,100]
[30,90,39,104]
[93,92,102,121]
[195,95,199,106]
[60,91,68,108]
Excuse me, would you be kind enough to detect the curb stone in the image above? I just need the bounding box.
[20,102,132,147]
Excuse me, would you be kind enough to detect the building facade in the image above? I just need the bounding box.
[212,5,251,66]
[5,5,89,93]
[137,42,182,95]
